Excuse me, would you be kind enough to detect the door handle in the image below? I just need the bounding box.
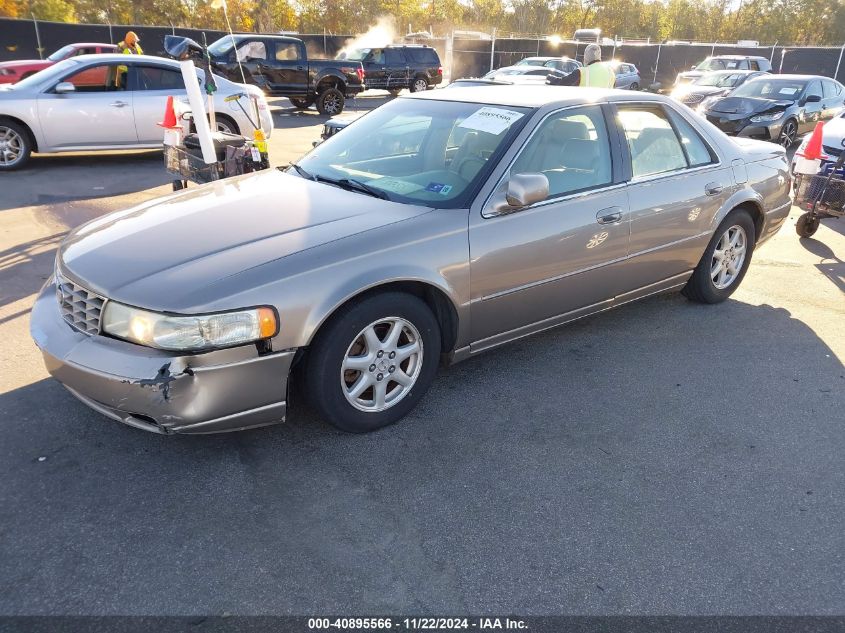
[109,101,128,108]
[705,182,723,196]
[596,207,623,225]
[297,65,304,71]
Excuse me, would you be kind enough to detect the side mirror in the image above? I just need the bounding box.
[488,173,549,216]
[55,82,75,94]
[805,94,822,103]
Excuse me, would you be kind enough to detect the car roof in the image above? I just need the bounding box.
[708,54,767,60]
[69,42,116,48]
[73,53,179,64]
[753,74,817,81]
[703,69,761,75]
[407,84,665,108]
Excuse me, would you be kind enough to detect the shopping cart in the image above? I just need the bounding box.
[793,150,845,238]
[164,131,267,191]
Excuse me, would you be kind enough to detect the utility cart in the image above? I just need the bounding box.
[794,151,845,238]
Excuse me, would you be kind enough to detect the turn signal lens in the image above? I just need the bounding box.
[258,307,277,338]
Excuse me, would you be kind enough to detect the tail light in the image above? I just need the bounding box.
[357,67,365,82]
[437,66,443,75]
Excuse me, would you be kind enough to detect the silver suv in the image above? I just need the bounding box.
[675,55,772,85]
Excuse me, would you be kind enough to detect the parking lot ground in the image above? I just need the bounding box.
[0,95,843,615]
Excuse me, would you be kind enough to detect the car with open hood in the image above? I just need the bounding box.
[699,74,845,148]
[30,86,791,435]
[671,69,768,108]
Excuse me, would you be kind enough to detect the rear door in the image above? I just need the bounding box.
[129,63,189,144]
[468,104,631,345]
[615,102,729,293]
[37,61,137,148]
[385,48,409,90]
[362,49,387,90]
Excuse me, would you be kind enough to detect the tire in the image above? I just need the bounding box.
[795,212,820,237]
[214,115,239,135]
[289,97,313,110]
[388,88,402,97]
[778,119,798,148]
[304,292,441,433]
[630,82,639,91]
[172,180,185,191]
[410,77,428,93]
[0,119,32,171]
[682,208,756,304]
[316,87,345,115]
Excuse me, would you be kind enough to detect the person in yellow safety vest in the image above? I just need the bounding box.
[116,32,143,88]
[546,44,616,88]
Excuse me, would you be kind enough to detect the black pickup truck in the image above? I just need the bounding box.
[206,35,365,115]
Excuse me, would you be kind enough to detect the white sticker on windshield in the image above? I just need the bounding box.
[369,177,423,195]
[779,87,798,95]
[458,107,525,135]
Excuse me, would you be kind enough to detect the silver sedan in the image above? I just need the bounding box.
[30,87,792,434]
[0,53,272,170]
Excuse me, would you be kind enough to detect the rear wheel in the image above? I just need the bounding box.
[795,212,820,237]
[214,115,239,135]
[0,120,32,171]
[683,208,756,304]
[289,97,313,110]
[316,87,345,115]
[305,292,441,433]
[410,77,428,93]
[388,88,402,97]
[778,119,797,148]
[630,82,639,91]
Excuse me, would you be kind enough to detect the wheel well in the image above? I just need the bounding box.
[317,78,344,93]
[315,282,459,354]
[735,202,764,240]
[0,115,37,151]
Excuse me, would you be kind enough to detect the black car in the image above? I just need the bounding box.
[671,70,768,107]
[701,74,845,148]
[339,45,442,95]
[206,35,365,115]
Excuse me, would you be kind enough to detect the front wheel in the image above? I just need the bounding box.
[0,120,32,171]
[630,82,639,91]
[778,119,798,148]
[795,212,820,237]
[316,88,345,115]
[304,292,441,433]
[683,208,756,304]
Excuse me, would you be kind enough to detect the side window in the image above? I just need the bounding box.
[60,63,124,92]
[385,49,406,65]
[366,49,385,64]
[749,60,759,70]
[75,47,96,56]
[823,80,841,99]
[275,43,299,61]
[236,41,267,61]
[806,80,823,99]
[618,107,687,178]
[665,107,715,167]
[511,105,612,198]
[134,66,184,90]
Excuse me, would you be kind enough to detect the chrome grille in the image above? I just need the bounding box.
[55,273,105,335]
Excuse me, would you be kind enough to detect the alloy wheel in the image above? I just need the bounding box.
[324,94,341,115]
[710,225,747,290]
[0,126,24,167]
[215,120,235,134]
[779,120,796,148]
[340,317,424,413]
[414,79,428,92]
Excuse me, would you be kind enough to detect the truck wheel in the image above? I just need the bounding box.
[289,97,313,110]
[316,88,345,115]
[410,77,428,93]
[389,88,402,97]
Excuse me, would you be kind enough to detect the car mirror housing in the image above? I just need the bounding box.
[488,173,549,216]
[804,94,822,104]
[54,82,75,94]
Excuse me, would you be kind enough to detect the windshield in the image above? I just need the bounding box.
[207,37,234,57]
[342,48,370,62]
[515,58,546,67]
[695,59,727,71]
[731,78,806,101]
[295,98,532,208]
[7,59,77,90]
[695,72,743,88]
[47,45,75,62]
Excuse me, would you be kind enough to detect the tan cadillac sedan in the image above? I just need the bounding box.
[30,86,792,434]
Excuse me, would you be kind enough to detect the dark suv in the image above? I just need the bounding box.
[339,45,442,94]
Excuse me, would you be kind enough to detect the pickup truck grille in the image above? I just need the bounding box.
[56,272,105,335]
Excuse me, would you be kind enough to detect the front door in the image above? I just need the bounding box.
[36,62,137,149]
[800,80,824,134]
[363,49,388,90]
[269,40,308,95]
[468,104,630,347]
[615,103,732,293]
[385,48,410,91]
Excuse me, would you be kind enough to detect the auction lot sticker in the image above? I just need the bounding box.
[458,107,525,135]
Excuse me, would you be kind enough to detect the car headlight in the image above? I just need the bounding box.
[101,302,278,352]
[750,111,785,123]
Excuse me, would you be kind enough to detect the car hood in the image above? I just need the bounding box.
[821,116,845,147]
[0,59,49,70]
[705,96,793,117]
[676,71,704,83]
[60,169,433,311]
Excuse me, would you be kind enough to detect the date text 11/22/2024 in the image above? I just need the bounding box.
[307,617,528,630]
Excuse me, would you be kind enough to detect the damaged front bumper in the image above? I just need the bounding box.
[30,280,295,434]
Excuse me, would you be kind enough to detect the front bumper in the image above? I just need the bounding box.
[30,280,295,434]
[706,115,784,141]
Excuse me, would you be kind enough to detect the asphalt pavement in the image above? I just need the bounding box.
[0,93,843,616]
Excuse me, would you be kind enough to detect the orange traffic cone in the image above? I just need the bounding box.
[802,121,825,160]
[157,95,178,129]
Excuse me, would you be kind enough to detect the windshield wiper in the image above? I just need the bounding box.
[316,175,391,200]
[287,163,316,181]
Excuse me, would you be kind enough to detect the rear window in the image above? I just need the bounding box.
[405,48,439,65]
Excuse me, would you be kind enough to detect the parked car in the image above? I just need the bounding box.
[675,55,772,85]
[483,66,552,82]
[612,62,641,90]
[514,56,581,74]
[700,74,845,148]
[207,34,364,115]
[339,45,442,95]
[31,86,791,435]
[0,43,116,84]
[671,70,768,107]
[791,111,845,173]
[0,54,272,170]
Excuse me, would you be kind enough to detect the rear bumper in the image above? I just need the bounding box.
[30,280,294,435]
